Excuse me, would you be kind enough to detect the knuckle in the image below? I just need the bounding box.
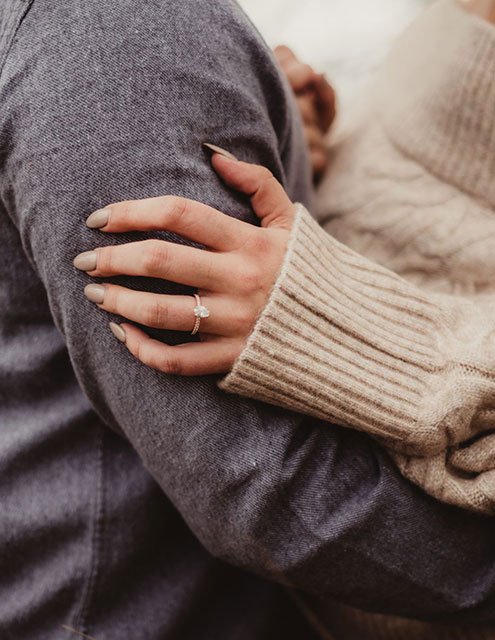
[95,247,112,273]
[136,340,162,370]
[263,176,279,195]
[233,307,255,334]
[258,166,274,182]
[136,340,182,375]
[166,196,188,224]
[254,169,277,199]
[142,240,169,275]
[143,300,169,328]
[158,356,183,375]
[247,232,272,256]
[239,265,263,293]
[102,285,118,310]
[202,255,216,283]
[117,200,134,219]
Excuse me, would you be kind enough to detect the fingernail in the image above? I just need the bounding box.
[86,207,111,229]
[84,283,105,304]
[73,251,97,272]
[109,322,126,343]
[203,143,238,161]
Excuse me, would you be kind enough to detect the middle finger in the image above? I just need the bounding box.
[74,240,233,290]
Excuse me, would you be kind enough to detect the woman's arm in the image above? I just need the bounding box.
[77,152,495,515]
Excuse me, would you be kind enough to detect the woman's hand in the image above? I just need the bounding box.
[274,45,336,180]
[74,148,297,375]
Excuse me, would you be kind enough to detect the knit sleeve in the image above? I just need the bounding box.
[219,205,495,513]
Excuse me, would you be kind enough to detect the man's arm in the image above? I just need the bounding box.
[2,0,495,622]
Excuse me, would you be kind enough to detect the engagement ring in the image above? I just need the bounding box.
[191,293,210,336]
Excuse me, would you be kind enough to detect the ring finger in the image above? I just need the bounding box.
[84,283,246,336]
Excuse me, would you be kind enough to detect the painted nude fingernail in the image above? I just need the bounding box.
[109,322,126,343]
[84,283,105,304]
[203,143,238,161]
[73,251,97,272]
[86,207,111,229]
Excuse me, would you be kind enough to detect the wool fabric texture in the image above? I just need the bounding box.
[221,0,495,516]
[4,0,495,637]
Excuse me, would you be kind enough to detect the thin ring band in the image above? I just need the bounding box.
[191,293,210,336]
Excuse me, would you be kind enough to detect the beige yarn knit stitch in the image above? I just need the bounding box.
[220,0,495,516]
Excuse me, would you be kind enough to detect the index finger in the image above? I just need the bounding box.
[86,196,253,251]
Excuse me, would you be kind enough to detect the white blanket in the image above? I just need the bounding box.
[238,0,431,107]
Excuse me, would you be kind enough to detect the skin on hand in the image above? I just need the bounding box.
[274,45,336,181]
[74,148,297,376]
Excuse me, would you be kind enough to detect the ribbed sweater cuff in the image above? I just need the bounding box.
[219,205,478,453]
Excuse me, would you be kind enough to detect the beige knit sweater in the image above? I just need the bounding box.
[221,0,495,518]
[219,4,495,637]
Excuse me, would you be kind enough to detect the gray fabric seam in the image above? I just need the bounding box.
[73,425,105,636]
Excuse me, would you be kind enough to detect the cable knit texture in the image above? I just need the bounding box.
[219,1,495,637]
[221,0,495,517]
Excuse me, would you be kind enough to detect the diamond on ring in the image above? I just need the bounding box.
[194,304,210,319]
[191,294,210,336]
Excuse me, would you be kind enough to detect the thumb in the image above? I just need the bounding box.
[204,145,296,230]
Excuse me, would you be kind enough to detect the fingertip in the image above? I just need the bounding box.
[120,322,144,340]
[205,144,240,183]
[274,44,295,64]
[210,151,237,171]
[203,143,238,161]
[109,322,127,344]
[117,323,145,358]
[210,152,244,186]
[86,207,111,230]
[73,250,98,273]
